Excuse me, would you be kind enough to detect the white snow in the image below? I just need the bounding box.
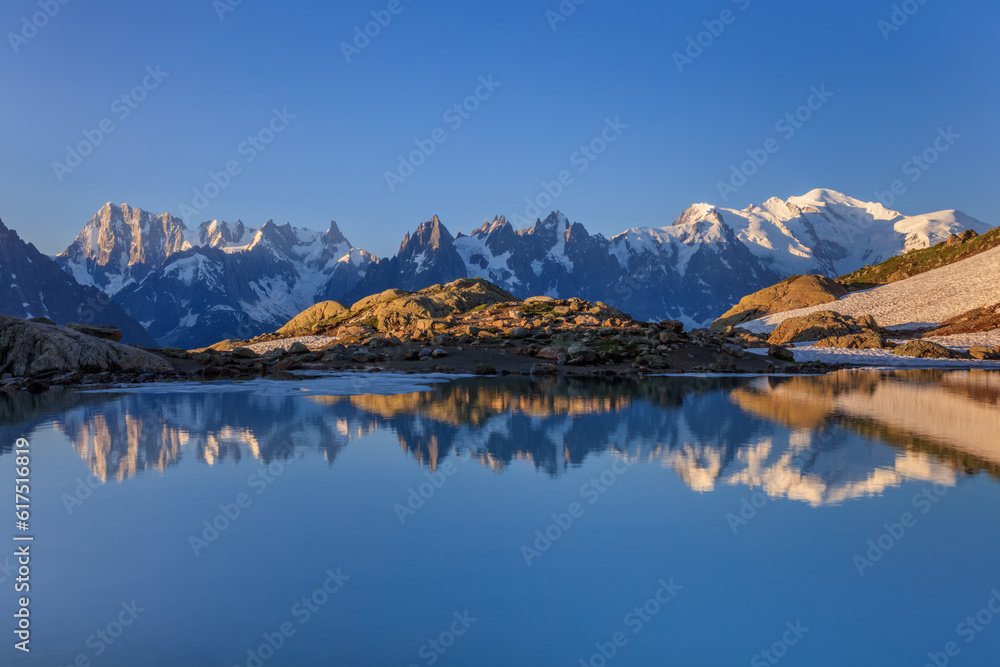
[179,311,199,328]
[923,331,1000,349]
[410,251,428,274]
[243,335,338,354]
[454,234,517,285]
[163,253,218,286]
[610,211,728,276]
[609,189,991,279]
[743,244,1000,334]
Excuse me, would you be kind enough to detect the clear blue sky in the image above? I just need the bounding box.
[2,0,997,257]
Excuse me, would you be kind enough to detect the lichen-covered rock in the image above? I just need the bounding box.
[712,275,847,330]
[0,315,171,378]
[813,333,892,349]
[351,279,518,332]
[277,301,349,335]
[892,340,964,359]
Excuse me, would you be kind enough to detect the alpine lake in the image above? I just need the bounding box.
[2,369,999,666]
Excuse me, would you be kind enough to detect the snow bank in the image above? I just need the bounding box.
[243,335,338,354]
[789,346,1000,369]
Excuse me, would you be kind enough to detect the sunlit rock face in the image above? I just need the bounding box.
[8,371,996,505]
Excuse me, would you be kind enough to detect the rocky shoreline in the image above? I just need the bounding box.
[2,280,840,393]
[6,277,998,394]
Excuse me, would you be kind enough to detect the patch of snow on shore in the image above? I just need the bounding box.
[243,336,338,354]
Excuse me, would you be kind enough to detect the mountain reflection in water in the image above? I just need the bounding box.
[1,370,997,505]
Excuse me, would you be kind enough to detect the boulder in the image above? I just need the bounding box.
[659,320,685,334]
[768,345,795,362]
[722,343,746,358]
[350,351,382,363]
[969,346,1000,361]
[0,315,171,378]
[813,333,892,350]
[712,275,847,330]
[65,322,124,342]
[566,350,600,365]
[231,347,260,359]
[892,340,964,359]
[288,342,310,354]
[855,314,880,332]
[768,311,869,345]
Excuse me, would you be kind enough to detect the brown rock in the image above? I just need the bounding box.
[968,346,1000,361]
[768,311,860,345]
[813,333,891,349]
[893,340,964,359]
[712,275,847,330]
[659,320,685,334]
[277,300,349,335]
[855,314,880,331]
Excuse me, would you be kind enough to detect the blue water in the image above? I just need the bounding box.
[1,371,999,666]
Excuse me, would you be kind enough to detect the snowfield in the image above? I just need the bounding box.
[743,244,1000,334]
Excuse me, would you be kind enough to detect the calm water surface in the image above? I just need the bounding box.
[1,370,999,666]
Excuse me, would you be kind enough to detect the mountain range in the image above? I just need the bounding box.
[0,190,991,348]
